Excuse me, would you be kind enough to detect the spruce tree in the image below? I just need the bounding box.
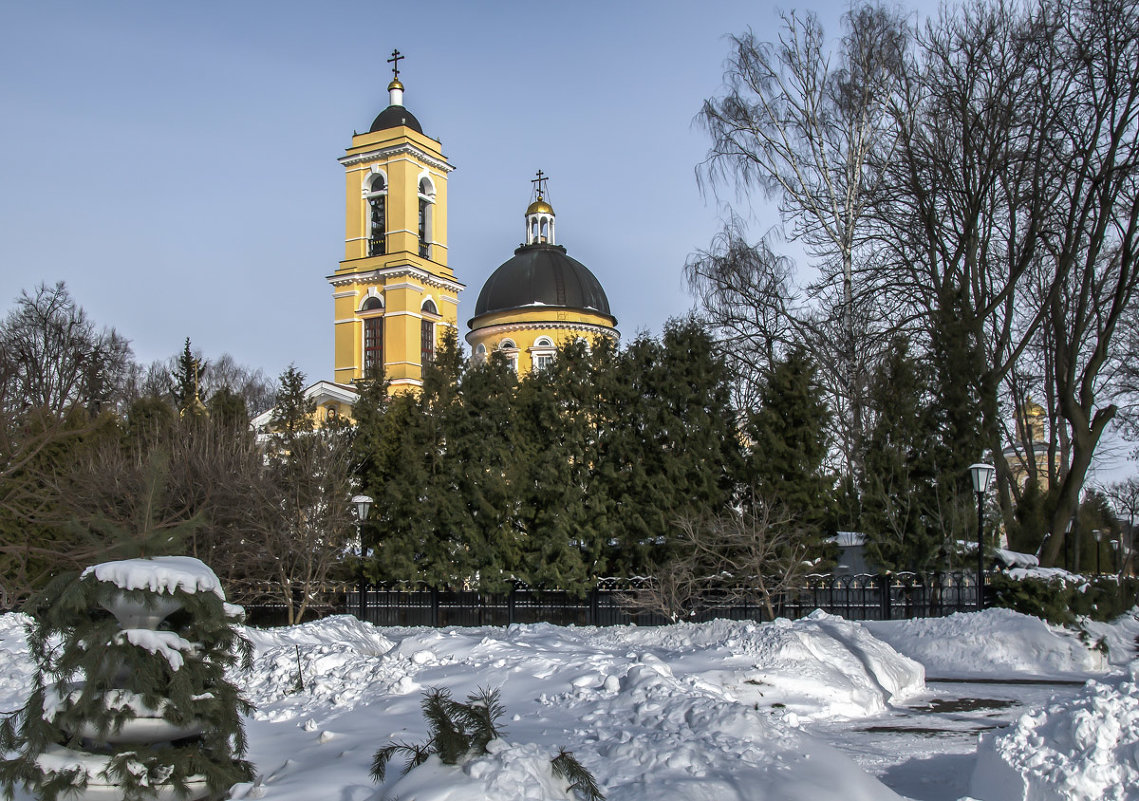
[0,558,253,800]
[268,364,314,439]
[447,346,519,590]
[510,341,597,590]
[603,321,743,575]
[860,336,943,571]
[745,347,832,552]
[170,339,207,415]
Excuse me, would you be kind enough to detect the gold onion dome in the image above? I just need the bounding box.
[387,77,404,91]
[527,198,554,215]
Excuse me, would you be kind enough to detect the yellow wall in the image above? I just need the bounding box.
[327,118,462,390]
[466,311,619,377]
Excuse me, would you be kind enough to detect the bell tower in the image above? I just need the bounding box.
[327,51,463,390]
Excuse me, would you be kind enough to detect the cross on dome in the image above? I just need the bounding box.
[531,169,549,200]
[387,49,403,80]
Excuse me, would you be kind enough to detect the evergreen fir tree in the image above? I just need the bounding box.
[170,338,207,415]
[206,386,249,434]
[745,347,832,552]
[860,336,943,571]
[268,364,314,440]
[511,340,600,591]
[603,321,743,574]
[0,558,253,800]
[446,346,519,590]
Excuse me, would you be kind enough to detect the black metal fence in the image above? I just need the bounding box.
[326,572,981,629]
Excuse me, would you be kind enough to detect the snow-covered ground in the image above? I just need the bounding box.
[0,607,1136,800]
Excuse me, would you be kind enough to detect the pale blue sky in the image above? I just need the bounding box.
[0,0,942,380]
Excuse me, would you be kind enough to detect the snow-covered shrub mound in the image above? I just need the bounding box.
[382,742,592,801]
[735,611,924,718]
[969,663,1139,801]
[863,608,1108,678]
[1082,610,1139,668]
[240,615,402,719]
[243,613,395,654]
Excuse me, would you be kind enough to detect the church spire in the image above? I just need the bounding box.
[524,170,556,245]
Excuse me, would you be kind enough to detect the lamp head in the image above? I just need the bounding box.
[969,463,996,495]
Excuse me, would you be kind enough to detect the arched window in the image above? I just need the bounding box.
[498,339,518,373]
[531,336,555,371]
[418,177,434,259]
[367,174,386,256]
[420,299,437,364]
[361,297,383,377]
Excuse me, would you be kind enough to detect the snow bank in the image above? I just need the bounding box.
[82,556,225,598]
[864,608,1108,678]
[969,662,1139,801]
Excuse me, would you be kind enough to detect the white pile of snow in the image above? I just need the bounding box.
[229,614,922,801]
[864,607,1109,678]
[991,548,1039,568]
[969,662,1139,801]
[82,555,225,598]
[2,605,1135,800]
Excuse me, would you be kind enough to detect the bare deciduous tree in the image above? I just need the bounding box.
[622,501,812,622]
[695,4,910,471]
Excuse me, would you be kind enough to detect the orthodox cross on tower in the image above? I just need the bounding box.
[531,169,549,199]
[387,49,404,79]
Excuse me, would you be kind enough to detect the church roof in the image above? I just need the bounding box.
[369,104,423,134]
[472,243,614,321]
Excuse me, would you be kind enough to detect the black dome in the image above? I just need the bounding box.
[369,105,423,134]
[473,243,615,321]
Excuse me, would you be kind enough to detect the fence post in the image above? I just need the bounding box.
[878,574,891,620]
[507,586,515,626]
[431,587,440,628]
[589,588,599,626]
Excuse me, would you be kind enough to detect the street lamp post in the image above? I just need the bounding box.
[1093,529,1102,576]
[351,495,373,620]
[969,463,996,611]
[1065,512,1077,573]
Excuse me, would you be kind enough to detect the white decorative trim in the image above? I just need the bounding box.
[363,166,387,195]
[331,290,356,299]
[327,264,465,293]
[339,142,454,173]
[465,321,619,345]
[384,281,423,292]
[335,317,361,325]
[417,170,437,201]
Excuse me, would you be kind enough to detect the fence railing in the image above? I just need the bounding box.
[310,572,981,629]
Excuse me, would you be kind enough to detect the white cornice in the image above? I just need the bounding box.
[327,264,465,294]
[339,142,454,174]
[465,321,620,345]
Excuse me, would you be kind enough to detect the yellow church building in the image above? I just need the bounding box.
[329,54,618,391]
[326,51,463,393]
[256,53,618,432]
[467,172,619,372]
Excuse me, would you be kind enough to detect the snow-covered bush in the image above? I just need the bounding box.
[989,573,1139,628]
[373,686,603,801]
[0,556,254,800]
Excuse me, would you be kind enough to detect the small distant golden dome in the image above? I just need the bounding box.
[526,198,554,216]
[387,77,404,91]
